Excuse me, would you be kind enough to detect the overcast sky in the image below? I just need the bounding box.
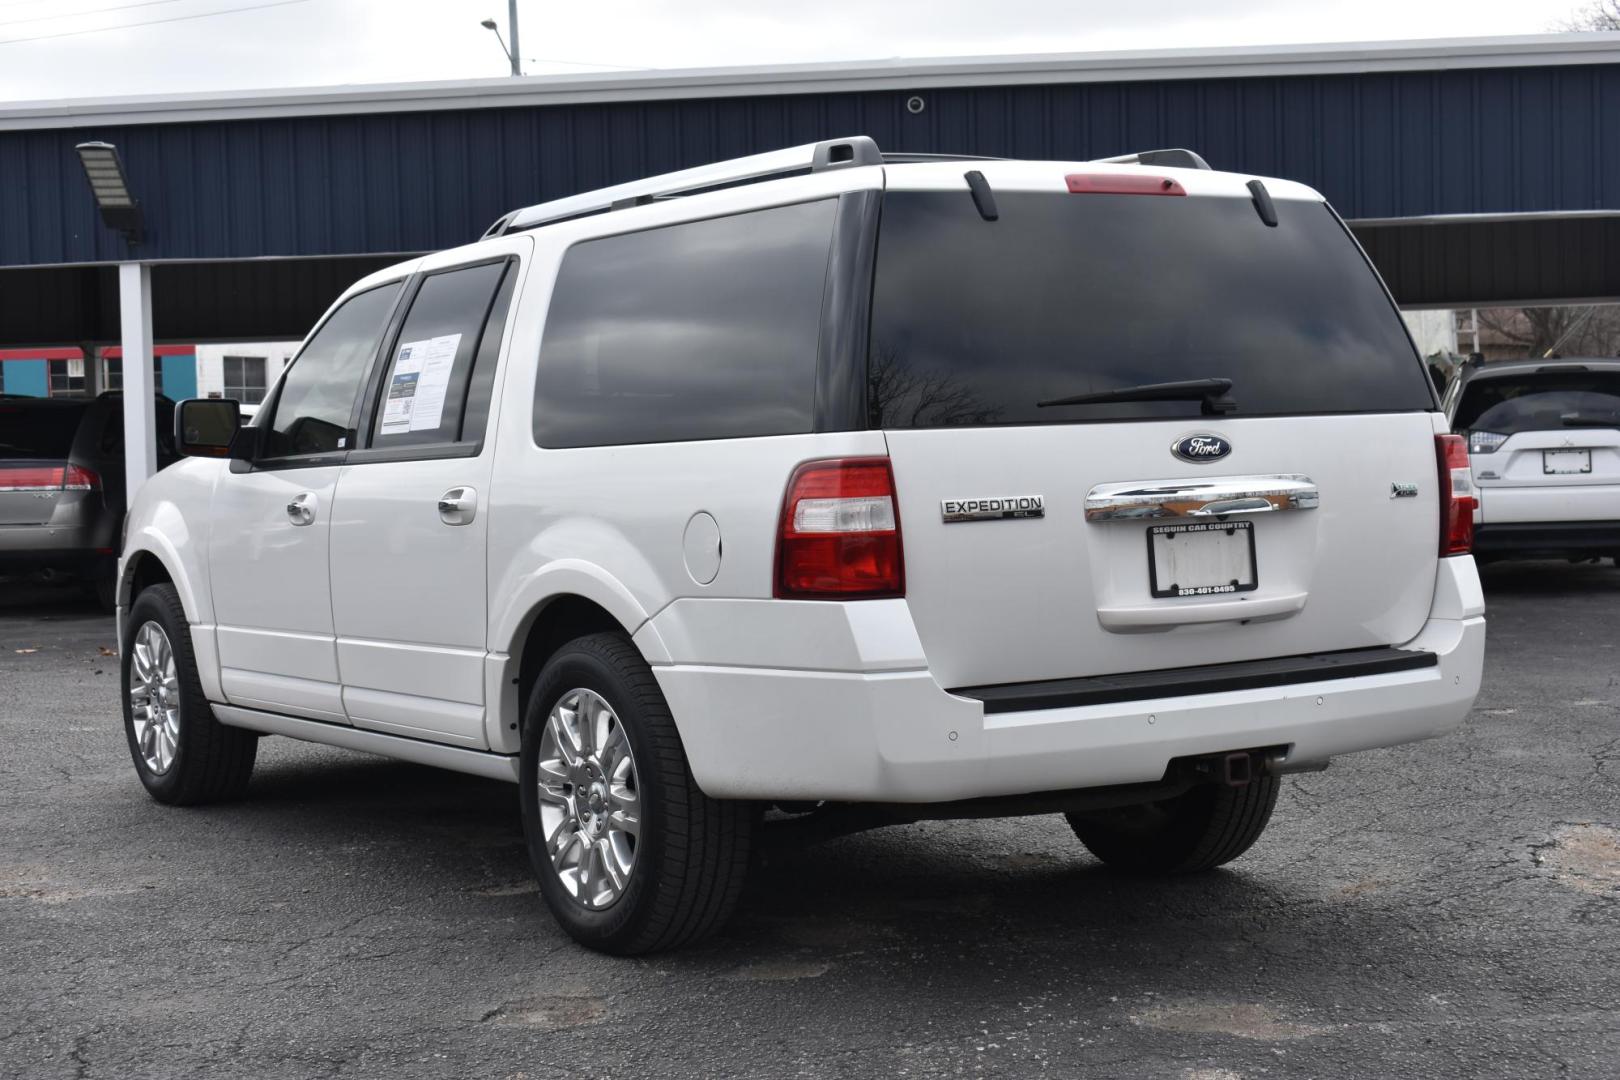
[0,0,1592,102]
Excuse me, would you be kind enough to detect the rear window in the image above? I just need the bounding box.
[0,403,88,459]
[867,191,1433,427]
[533,199,835,448]
[1454,370,1620,435]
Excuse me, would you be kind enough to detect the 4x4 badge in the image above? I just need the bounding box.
[1171,433,1232,463]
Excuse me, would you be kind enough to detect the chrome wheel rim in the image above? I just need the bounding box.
[536,688,640,910]
[129,620,181,775]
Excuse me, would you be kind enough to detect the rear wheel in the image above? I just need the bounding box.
[1066,774,1280,874]
[85,560,117,614]
[122,583,257,805]
[519,633,754,955]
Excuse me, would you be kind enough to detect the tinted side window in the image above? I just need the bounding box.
[369,261,510,449]
[264,283,400,458]
[97,399,176,460]
[533,199,835,448]
[460,264,519,445]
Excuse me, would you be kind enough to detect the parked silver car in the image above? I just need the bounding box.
[1444,358,1620,564]
[0,392,175,608]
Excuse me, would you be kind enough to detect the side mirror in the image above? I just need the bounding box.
[174,398,241,458]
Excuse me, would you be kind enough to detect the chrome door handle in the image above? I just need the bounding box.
[1085,474,1318,522]
[286,492,316,526]
[438,487,477,526]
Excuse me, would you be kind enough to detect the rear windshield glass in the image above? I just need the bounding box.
[0,402,88,458]
[867,191,1433,427]
[1454,370,1620,435]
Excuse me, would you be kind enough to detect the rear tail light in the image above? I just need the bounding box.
[774,458,904,599]
[1065,173,1187,196]
[1467,430,1507,455]
[63,465,100,491]
[1436,434,1476,556]
[0,464,99,493]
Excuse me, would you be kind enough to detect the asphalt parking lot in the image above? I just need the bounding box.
[1,564,1617,1080]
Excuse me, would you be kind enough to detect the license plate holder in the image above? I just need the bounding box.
[1148,521,1259,599]
[1542,449,1592,475]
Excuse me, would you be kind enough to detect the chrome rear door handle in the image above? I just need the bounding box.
[438,487,477,526]
[1085,474,1318,522]
[286,493,316,526]
[1187,497,1278,517]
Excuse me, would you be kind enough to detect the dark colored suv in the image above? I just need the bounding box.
[0,393,175,608]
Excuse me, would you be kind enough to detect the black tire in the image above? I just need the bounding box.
[519,632,754,955]
[86,560,117,614]
[121,583,257,805]
[1066,774,1280,874]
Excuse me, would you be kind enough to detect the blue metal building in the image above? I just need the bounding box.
[2,35,1618,486]
[3,33,1619,345]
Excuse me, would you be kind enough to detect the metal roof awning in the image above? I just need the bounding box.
[0,33,1616,132]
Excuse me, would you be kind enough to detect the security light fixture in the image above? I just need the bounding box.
[75,141,144,244]
[481,3,520,76]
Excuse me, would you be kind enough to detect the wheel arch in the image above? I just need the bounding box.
[119,535,201,624]
[486,563,672,753]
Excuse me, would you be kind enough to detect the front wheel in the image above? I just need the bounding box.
[122,583,257,805]
[519,633,754,955]
[1066,773,1280,874]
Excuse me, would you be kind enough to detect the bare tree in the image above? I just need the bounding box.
[866,345,1001,427]
[1476,306,1620,359]
[1556,0,1620,30]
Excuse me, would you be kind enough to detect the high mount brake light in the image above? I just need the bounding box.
[1065,173,1187,196]
[1436,434,1475,557]
[774,458,904,599]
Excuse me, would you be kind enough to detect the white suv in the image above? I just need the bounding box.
[1444,358,1620,565]
[118,137,1486,954]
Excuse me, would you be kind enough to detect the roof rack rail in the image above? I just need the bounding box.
[881,152,1006,164]
[1094,148,1212,171]
[490,135,883,236]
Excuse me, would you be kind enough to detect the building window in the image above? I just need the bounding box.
[48,358,86,397]
[0,361,6,393]
[103,357,122,391]
[222,356,269,405]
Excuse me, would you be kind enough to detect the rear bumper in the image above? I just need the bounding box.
[0,524,109,570]
[652,560,1487,803]
[1473,520,1620,557]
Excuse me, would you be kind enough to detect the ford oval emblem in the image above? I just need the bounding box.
[1171,433,1232,464]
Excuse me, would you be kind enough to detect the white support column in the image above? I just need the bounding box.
[119,262,158,499]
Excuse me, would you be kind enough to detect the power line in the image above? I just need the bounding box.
[0,0,309,45]
[0,0,206,30]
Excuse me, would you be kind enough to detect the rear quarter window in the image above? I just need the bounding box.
[532,199,836,448]
[867,191,1434,427]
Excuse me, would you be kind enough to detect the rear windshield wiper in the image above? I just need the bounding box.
[1038,377,1237,415]
[1561,413,1620,428]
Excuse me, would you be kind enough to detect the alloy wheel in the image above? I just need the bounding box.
[129,620,181,775]
[535,688,640,909]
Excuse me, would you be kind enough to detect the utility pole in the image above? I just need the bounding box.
[507,0,521,77]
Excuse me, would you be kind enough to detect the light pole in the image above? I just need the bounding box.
[480,3,521,77]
